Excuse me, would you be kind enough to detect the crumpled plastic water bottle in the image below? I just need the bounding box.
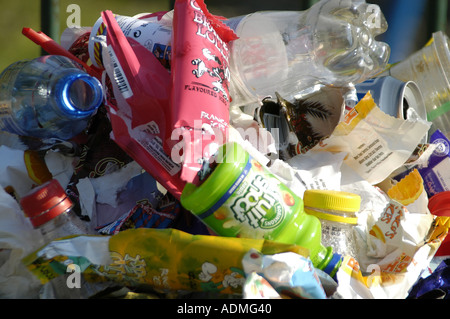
[225,0,391,107]
[0,55,104,140]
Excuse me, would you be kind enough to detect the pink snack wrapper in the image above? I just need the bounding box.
[168,0,238,185]
[101,10,186,199]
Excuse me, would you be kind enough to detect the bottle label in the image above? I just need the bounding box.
[107,46,133,99]
[199,156,302,240]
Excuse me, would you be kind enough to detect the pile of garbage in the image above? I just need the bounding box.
[1,0,450,299]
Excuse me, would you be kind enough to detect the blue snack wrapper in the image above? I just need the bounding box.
[418,130,450,197]
[408,259,450,299]
[242,249,327,299]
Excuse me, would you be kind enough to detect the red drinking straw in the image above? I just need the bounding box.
[22,27,102,80]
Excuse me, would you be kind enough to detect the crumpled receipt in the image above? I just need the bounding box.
[311,92,430,185]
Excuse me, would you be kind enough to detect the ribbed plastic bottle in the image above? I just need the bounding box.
[180,142,342,277]
[224,0,390,107]
[0,55,103,140]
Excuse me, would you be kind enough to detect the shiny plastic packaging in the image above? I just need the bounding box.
[89,12,172,70]
[418,130,450,197]
[169,0,237,185]
[408,259,450,299]
[23,227,309,295]
[225,0,390,107]
[100,10,186,199]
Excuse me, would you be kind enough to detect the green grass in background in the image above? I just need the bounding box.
[0,1,447,73]
[0,0,171,72]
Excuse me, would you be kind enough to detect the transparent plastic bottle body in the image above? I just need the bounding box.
[0,55,103,140]
[303,190,361,259]
[319,219,358,258]
[225,0,390,107]
[388,31,450,138]
[20,179,103,299]
[36,208,92,243]
[20,179,93,241]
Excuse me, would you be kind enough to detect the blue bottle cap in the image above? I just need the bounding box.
[57,72,104,118]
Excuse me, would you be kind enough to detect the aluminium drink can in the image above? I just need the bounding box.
[355,76,427,122]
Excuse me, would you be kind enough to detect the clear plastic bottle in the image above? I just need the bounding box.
[20,179,92,241]
[303,189,361,258]
[224,0,390,107]
[20,179,106,299]
[0,55,104,140]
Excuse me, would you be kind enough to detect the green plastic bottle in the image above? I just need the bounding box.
[180,142,341,277]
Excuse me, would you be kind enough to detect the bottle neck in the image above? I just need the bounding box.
[277,209,341,276]
[36,206,92,243]
[36,208,72,241]
[54,71,103,119]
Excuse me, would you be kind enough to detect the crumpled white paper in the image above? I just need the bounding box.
[269,151,346,198]
[336,170,438,299]
[0,186,44,298]
[0,145,36,198]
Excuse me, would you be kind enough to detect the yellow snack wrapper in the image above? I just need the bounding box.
[23,228,308,295]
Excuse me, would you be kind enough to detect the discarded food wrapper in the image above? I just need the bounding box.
[311,92,431,185]
[242,248,327,299]
[100,9,186,199]
[96,192,179,235]
[335,169,447,299]
[65,106,135,220]
[168,0,238,185]
[417,130,450,197]
[70,107,134,180]
[22,228,308,295]
[242,272,282,299]
[427,191,450,257]
[408,258,450,299]
[76,163,167,228]
[89,11,173,70]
